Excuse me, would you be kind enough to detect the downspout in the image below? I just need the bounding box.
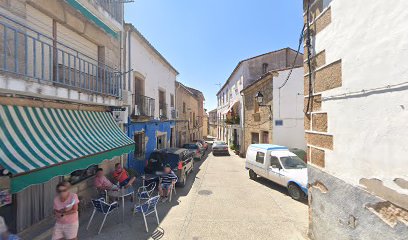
[128,28,132,91]
[175,83,181,146]
[240,91,245,156]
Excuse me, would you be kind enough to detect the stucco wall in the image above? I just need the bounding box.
[127,121,175,173]
[126,27,177,119]
[309,0,408,188]
[304,0,408,238]
[272,67,305,150]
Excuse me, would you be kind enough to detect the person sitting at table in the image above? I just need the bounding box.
[94,168,118,192]
[113,163,136,188]
[159,164,178,202]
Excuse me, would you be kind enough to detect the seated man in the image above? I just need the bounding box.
[94,168,117,192]
[159,164,178,202]
[113,163,136,188]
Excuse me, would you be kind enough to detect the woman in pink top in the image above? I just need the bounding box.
[52,181,79,240]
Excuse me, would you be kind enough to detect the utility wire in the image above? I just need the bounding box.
[278,23,306,90]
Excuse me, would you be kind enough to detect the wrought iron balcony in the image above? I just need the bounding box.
[91,0,129,23]
[0,14,122,98]
[134,94,155,117]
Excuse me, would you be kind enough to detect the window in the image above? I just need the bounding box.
[270,156,282,168]
[170,94,174,107]
[251,132,259,144]
[67,165,98,185]
[134,132,145,158]
[262,63,268,74]
[183,102,186,113]
[256,152,265,164]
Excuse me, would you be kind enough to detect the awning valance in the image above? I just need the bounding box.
[0,105,134,193]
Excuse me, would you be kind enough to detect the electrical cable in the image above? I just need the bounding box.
[305,0,313,114]
[278,23,306,90]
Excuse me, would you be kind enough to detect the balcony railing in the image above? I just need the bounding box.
[91,0,126,23]
[159,103,167,119]
[0,13,122,98]
[225,115,240,125]
[134,94,155,117]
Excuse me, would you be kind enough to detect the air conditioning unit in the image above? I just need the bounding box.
[112,107,127,124]
[121,90,132,105]
[134,105,140,116]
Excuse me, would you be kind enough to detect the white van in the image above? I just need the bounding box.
[245,144,308,200]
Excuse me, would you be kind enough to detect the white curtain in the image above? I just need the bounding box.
[16,176,62,232]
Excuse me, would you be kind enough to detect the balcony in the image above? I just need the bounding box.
[225,115,240,125]
[0,14,122,98]
[159,103,168,119]
[90,0,132,23]
[133,94,155,118]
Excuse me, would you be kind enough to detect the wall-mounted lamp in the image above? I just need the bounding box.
[255,91,272,119]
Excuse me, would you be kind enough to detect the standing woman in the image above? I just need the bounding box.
[52,181,80,240]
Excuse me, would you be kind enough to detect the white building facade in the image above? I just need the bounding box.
[304,0,408,239]
[216,48,303,153]
[124,23,178,173]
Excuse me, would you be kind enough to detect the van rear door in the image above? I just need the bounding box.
[253,150,268,177]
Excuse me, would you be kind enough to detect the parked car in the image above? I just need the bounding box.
[245,144,307,200]
[144,148,194,187]
[182,143,204,160]
[193,139,208,150]
[212,141,229,156]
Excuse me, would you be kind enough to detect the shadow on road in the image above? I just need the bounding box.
[79,146,213,240]
[253,176,308,205]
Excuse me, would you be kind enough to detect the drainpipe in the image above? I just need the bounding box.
[175,82,181,146]
[240,92,245,156]
[128,28,131,91]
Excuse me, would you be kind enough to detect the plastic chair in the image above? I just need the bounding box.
[87,198,119,234]
[136,182,156,204]
[133,195,160,232]
[168,181,177,202]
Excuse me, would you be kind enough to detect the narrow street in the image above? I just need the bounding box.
[77,149,308,240]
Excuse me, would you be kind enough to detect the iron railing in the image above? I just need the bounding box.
[134,94,155,117]
[91,0,128,23]
[0,14,122,98]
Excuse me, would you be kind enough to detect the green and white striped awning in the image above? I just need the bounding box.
[0,105,134,193]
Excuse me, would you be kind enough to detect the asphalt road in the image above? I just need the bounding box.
[79,148,308,240]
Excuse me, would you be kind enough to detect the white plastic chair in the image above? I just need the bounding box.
[133,195,160,232]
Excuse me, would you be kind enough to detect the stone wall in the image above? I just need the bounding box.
[242,75,273,154]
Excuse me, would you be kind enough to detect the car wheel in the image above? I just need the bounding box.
[249,170,257,180]
[288,183,302,200]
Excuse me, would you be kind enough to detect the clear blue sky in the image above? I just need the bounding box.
[124,0,303,111]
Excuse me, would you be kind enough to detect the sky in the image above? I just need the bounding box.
[124,0,303,111]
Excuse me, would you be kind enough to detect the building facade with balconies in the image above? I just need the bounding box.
[216,48,303,154]
[0,0,135,234]
[124,23,178,173]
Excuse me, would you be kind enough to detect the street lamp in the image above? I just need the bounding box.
[255,91,264,104]
[254,91,272,119]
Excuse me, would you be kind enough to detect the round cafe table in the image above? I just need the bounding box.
[108,186,134,222]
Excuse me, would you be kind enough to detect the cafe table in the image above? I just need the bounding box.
[108,186,134,222]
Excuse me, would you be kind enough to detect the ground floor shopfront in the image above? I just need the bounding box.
[127,120,176,174]
[0,102,134,233]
